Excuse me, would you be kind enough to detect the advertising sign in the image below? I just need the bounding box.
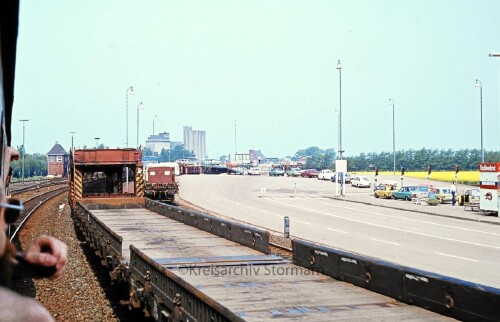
[335,160,347,173]
[479,163,500,213]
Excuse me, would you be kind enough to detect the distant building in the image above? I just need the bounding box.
[146,132,171,155]
[183,126,206,161]
[266,157,280,164]
[47,141,68,177]
[249,149,266,164]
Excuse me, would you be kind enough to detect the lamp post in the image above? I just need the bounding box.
[234,120,237,157]
[389,99,395,175]
[19,119,29,184]
[125,86,135,148]
[69,131,76,152]
[335,109,340,158]
[474,79,484,163]
[95,137,100,148]
[153,115,158,135]
[136,102,144,148]
[69,131,76,182]
[489,52,500,57]
[336,60,343,160]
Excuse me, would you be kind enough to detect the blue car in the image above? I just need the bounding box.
[269,168,285,176]
[392,186,418,201]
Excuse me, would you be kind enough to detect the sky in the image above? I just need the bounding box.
[11,0,500,159]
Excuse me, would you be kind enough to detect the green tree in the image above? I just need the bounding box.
[11,153,47,179]
[142,146,153,157]
[158,145,195,162]
[294,146,336,170]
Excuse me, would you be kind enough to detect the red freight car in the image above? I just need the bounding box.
[144,162,179,202]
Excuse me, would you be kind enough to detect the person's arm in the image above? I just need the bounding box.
[0,286,55,322]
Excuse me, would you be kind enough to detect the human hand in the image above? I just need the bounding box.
[24,235,68,280]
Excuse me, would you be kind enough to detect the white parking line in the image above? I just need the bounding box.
[371,238,399,246]
[296,220,312,225]
[435,252,478,262]
[301,198,500,237]
[267,198,500,250]
[327,228,348,234]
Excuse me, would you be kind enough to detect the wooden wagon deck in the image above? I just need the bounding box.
[90,208,452,321]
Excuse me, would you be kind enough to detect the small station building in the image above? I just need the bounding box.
[47,141,68,177]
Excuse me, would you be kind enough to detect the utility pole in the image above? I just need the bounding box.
[20,119,29,184]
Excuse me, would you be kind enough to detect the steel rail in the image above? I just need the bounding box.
[9,187,68,241]
[11,180,67,195]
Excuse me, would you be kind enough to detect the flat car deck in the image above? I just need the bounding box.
[90,208,452,321]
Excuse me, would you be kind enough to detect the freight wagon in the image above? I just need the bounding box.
[144,162,179,202]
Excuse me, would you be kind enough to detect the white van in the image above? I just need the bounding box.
[351,175,371,188]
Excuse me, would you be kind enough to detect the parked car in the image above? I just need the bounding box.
[434,187,453,203]
[374,184,398,198]
[392,186,418,201]
[410,185,433,199]
[269,167,285,176]
[351,175,371,188]
[458,188,480,205]
[331,172,351,183]
[247,167,261,175]
[301,169,319,178]
[287,167,303,177]
[318,169,334,180]
[228,167,245,175]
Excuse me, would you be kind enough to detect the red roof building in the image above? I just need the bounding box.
[46,142,68,177]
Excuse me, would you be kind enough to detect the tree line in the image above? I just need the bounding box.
[10,147,499,180]
[11,153,47,178]
[297,147,500,172]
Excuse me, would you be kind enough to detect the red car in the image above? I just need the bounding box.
[301,169,319,178]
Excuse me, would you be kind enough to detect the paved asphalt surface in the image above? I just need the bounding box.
[178,173,500,289]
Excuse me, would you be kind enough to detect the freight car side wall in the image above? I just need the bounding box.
[293,239,500,321]
[145,199,270,254]
[73,201,124,269]
[128,245,244,322]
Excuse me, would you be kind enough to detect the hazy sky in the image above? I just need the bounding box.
[11,0,500,159]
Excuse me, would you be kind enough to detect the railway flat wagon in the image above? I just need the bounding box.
[73,198,453,322]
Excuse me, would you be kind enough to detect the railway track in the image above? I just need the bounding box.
[9,184,148,321]
[9,186,69,240]
[10,179,67,195]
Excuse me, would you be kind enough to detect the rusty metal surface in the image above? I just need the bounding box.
[79,197,144,208]
[73,148,142,166]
